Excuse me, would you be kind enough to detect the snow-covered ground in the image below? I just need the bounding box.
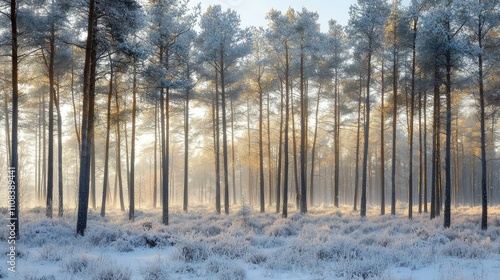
[2,205,500,279]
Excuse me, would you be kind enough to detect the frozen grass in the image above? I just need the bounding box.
[1,205,500,279]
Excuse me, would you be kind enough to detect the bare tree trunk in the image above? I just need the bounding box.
[282,45,290,218]
[259,75,265,213]
[408,22,417,220]
[115,83,125,212]
[299,50,307,214]
[129,60,138,220]
[183,85,190,212]
[276,80,284,213]
[361,50,372,217]
[46,27,56,219]
[230,96,236,205]
[10,0,20,239]
[76,0,96,235]
[267,89,273,207]
[309,85,321,207]
[380,60,385,215]
[153,101,158,208]
[100,59,113,217]
[55,78,63,217]
[214,71,221,214]
[354,74,362,212]
[334,68,340,208]
[391,39,398,216]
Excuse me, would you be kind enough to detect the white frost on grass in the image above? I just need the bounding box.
[1,205,500,279]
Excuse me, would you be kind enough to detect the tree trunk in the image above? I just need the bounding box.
[391,47,398,216]
[214,70,221,214]
[100,59,113,217]
[334,68,340,208]
[380,60,385,215]
[408,22,417,220]
[115,83,125,212]
[230,97,236,205]
[46,28,55,219]
[183,83,190,212]
[299,50,307,214]
[9,0,20,239]
[477,14,488,229]
[259,75,265,213]
[361,50,372,218]
[55,78,63,217]
[309,85,321,207]
[430,65,440,220]
[354,73,362,212]
[276,80,284,213]
[267,89,273,207]
[282,45,290,218]
[76,0,96,235]
[129,60,138,220]
[153,100,158,208]
[444,48,452,228]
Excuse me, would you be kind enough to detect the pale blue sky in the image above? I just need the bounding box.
[193,0,410,31]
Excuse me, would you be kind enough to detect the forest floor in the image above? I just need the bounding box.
[2,204,500,280]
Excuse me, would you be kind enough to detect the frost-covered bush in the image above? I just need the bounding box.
[140,257,169,280]
[83,225,123,246]
[441,239,487,259]
[265,220,297,237]
[62,253,131,279]
[36,243,66,262]
[22,219,76,247]
[61,253,94,274]
[88,256,131,280]
[204,257,246,280]
[175,242,209,262]
[209,234,250,258]
[113,239,134,252]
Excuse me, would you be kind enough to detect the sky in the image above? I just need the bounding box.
[192,0,356,31]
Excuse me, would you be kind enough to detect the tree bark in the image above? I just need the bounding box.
[100,59,113,217]
[76,0,96,235]
[361,50,372,217]
[10,0,20,239]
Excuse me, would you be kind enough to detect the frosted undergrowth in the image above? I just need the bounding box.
[1,205,500,279]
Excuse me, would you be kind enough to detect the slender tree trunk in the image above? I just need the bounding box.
[46,29,56,219]
[230,96,237,205]
[409,22,417,220]
[55,79,63,217]
[129,60,138,220]
[309,85,321,207]
[276,80,284,213]
[282,45,290,218]
[291,83,300,208]
[361,50,372,217]
[444,48,452,228]
[115,83,125,211]
[391,48,398,216]
[299,50,307,214]
[259,76,265,212]
[476,12,488,229]
[380,60,385,215]
[354,74,362,212]
[76,0,96,235]
[418,84,423,214]
[214,71,221,214]
[153,101,158,208]
[431,66,440,220]
[334,68,340,208]
[183,83,190,212]
[10,0,20,239]
[90,131,96,210]
[267,89,273,207]
[160,84,169,223]
[424,90,428,213]
[101,59,113,217]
